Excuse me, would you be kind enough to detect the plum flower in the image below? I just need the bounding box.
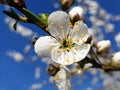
[34,11,90,65]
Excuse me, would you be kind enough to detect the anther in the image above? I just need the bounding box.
[66,59,69,62]
[75,22,79,25]
[81,33,85,37]
[51,22,54,26]
[68,22,72,25]
[74,46,78,50]
[73,58,76,62]
[76,29,80,32]
[69,25,73,28]
[57,49,61,53]
[49,46,53,50]
[60,26,64,30]
[45,27,49,31]
[76,39,79,42]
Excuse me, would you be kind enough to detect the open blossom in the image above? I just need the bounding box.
[34,11,90,65]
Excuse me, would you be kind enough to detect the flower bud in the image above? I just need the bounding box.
[83,63,93,70]
[47,64,60,76]
[111,52,120,65]
[69,6,84,22]
[13,0,26,8]
[59,0,74,11]
[96,40,111,54]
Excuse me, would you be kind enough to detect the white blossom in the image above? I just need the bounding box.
[111,51,120,65]
[96,40,111,54]
[34,11,90,65]
[52,67,72,90]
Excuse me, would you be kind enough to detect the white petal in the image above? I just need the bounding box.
[71,44,90,62]
[34,36,58,59]
[53,67,72,90]
[52,44,90,65]
[71,21,89,43]
[48,11,71,39]
[51,48,65,65]
[52,49,74,65]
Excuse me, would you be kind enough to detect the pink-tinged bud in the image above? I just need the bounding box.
[59,0,74,11]
[69,6,84,22]
[111,52,120,65]
[96,40,111,54]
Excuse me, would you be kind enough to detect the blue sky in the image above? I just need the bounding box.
[0,0,120,90]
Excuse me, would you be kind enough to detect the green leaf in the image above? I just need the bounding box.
[23,8,41,24]
[39,14,49,26]
[13,20,18,30]
[3,9,20,20]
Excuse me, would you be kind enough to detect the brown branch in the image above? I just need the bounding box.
[81,57,120,72]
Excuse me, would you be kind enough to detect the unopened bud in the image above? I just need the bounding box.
[69,6,84,22]
[47,64,60,76]
[96,40,111,54]
[83,63,93,70]
[13,0,26,8]
[111,52,120,65]
[59,0,74,11]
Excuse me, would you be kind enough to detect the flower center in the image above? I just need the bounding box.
[60,39,74,51]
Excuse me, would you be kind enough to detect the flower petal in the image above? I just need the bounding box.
[71,44,90,62]
[34,36,58,59]
[52,49,74,65]
[53,67,72,90]
[71,21,89,44]
[51,44,90,65]
[48,11,71,39]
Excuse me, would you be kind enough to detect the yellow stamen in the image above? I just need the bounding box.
[74,46,78,50]
[68,22,72,25]
[66,48,70,51]
[65,34,68,37]
[70,32,72,35]
[62,49,66,52]
[76,39,79,42]
[69,24,73,28]
[81,33,85,37]
[51,22,54,26]
[75,22,79,25]
[45,27,49,31]
[82,40,86,44]
[73,58,76,62]
[60,26,64,29]
[49,46,53,50]
[66,59,69,63]
[57,49,61,53]
[76,29,80,32]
